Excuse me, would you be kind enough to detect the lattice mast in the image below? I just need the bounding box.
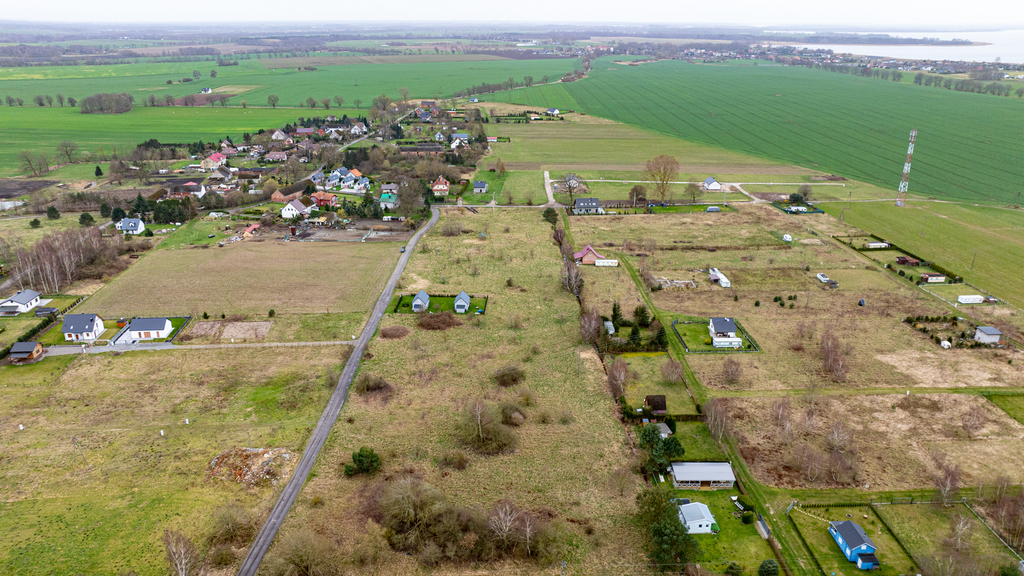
[895,129,917,207]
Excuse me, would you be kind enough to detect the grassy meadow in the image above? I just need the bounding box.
[488,57,1024,204]
[261,208,652,575]
[0,346,350,575]
[83,240,398,319]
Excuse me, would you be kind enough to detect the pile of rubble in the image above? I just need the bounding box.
[208,447,294,487]
[656,277,697,289]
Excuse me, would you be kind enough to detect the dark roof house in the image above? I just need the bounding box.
[644,395,667,415]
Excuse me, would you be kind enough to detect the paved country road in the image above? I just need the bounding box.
[237,206,439,576]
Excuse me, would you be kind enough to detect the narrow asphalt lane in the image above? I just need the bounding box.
[237,206,439,576]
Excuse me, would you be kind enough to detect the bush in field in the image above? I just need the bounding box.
[500,403,526,426]
[416,311,463,331]
[494,365,524,387]
[353,374,391,395]
[270,531,338,576]
[458,398,518,454]
[439,450,470,470]
[759,559,779,576]
[441,222,463,237]
[344,446,381,476]
[542,207,558,225]
[209,503,255,545]
[380,325,410,339]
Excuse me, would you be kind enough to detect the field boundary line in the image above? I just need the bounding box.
[237,207,439,576]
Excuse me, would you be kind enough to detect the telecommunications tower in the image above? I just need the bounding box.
[895,129,917,207]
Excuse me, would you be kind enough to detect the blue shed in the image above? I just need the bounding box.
[829,521,878,570]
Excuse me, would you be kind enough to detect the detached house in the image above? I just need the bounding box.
[349,122,368,136]
[430,176,450,196]
[264,151,288,162]
[572,198,602,215]
[708,317,742,348]
[311,192,337,208]
[127,317,173,340]
[454,291,471,314]
[281,198,314,219]
[677,502,718,535]
[62,313,105,342]
[829,521,879,570]
[412,290,430,312]
[473,180,488,194]
[974,326,1003,344]
[703,177,721,191]
[271,129,289,141]
[0,289,41,316]
[573,244,606,265]
[201,152,227,171]
[380,193,399,210]
[115,218,146,235]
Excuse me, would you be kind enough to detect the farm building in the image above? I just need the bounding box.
[865,242,890,249]
[115,218,145,235]
[9,341,43,363]
[430,176,450,196]
[708,268,731,288]
[677,502,718,534]
[574,244,606,265]
[644,395,667,416]
[412,290,430,313]
[829,521,878,570]
[896,256,921,266]
[670,462,736,490]
[572,198,603,215]
[62,313,105,342]
[919,273,946,283]
[974,326,1003,344]
[454,291,471,314]
[708,317,742,348]
[0,289,41,316]
[703,177,721,191]
[957,295,985,304]
[126,317,173,341]
[473,181,489,194]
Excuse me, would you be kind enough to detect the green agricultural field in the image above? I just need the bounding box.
[875,503,1021,571]
[0,57,577,110]
[488,57,1024,204]
[820,202,1024,306]
[987,394,1024,426]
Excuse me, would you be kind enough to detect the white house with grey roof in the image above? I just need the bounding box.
[126,317,173,341]
[115,218,145,235]
[412,290,430,313]
[0,289,41,316]
[62,314,105,342]
[974,326,1003,344]
[708,317,742,348]
[677,502,717,534]
[703,177,721,191]
[573,197,603,215]
[670,461,736,490]
[454,291,471,314]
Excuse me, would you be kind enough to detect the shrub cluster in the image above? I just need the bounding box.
[416,311,463,331]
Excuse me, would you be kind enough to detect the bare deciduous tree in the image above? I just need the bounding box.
[320,97,331,110]
[560,262,583,296]
[56,140,79,164]
[826,420,854,454]
[704,397,729,442]
[721,357,742,385]
[827,450,855,484]
[961,405,986,439]
[661,358,684,384]
[609,467,632,496]
[579,309,602,344]
[518,512,539,556]
[644,155,680,202]
[333,94,344,108]
[947,511,973,551]
[820,329,851,382]
[398,87,410,102]
[488,500,521,548]
[796,443,825,482]
[608,358,630,398]
[771,397,791,426]
[931,450,962,506]
[162,529,199,576]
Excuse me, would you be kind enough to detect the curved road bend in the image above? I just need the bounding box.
[237,206,440,576]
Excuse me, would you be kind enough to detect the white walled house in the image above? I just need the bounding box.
[115,218,145,235]
[127,317,173,340]
[670,462,736,490]
[0,289,41,315]
[62,314,104,342]
[974,326,1003,344]
[703,177,721,191]
[677,502,717,534]
[281,199,312,220]
[708,317,742,348]
[412,290,430,312]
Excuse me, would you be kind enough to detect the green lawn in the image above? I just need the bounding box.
[390,293,487,314]
[790,506,917,576]
[672,421,729,462]
[153,219,233,249]
[673,320,750,353]
[986,394,1024,426]
[672,487,777,574]
[822,202,1024,307]
[875,503,1021,571]
[489,57,1024,205]
[0,295,79,348]
[620,352,698,415]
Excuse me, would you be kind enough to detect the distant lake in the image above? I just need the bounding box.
[787,29,1024,63]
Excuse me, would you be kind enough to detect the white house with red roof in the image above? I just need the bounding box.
[201,152,227,170]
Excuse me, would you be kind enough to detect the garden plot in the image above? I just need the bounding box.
[723,393,1024,491]
[620,352,698,415]
[789,506,917,576]
[220,321,273,339]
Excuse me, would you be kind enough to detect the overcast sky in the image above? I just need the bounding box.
[3,0,1021,29]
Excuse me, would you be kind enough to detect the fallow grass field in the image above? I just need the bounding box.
[0,213,99,255]
[819,201,1024,307]
[261,208,653,575]
[0,346,350,575]
[488,57,1024,204]
[83,240,399,319]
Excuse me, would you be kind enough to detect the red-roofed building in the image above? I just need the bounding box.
[201,152,227,170]
[311,191,337,207]
[431,176,450,196]
[573,244,606,265]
